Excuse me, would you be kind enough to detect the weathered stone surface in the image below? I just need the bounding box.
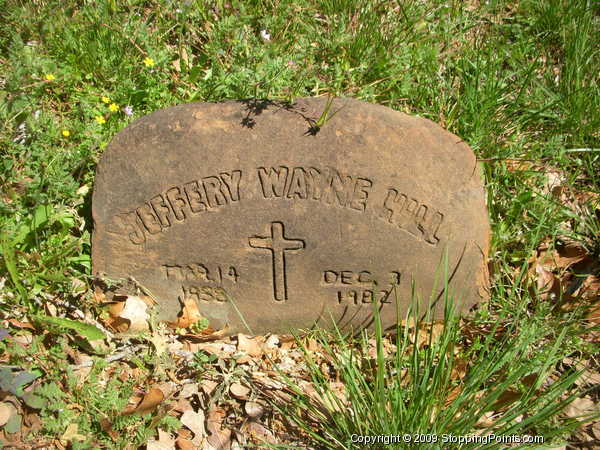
[92,98,490,334]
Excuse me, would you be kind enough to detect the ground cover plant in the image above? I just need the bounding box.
[0,0,599,448]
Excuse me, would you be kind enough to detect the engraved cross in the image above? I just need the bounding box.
[249,221,305,301]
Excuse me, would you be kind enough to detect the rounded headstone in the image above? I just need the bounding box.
[92,98,490,334]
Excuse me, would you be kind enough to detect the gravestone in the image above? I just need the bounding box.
[92,98,490,334]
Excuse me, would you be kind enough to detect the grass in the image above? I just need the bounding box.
[277,280,594,449]
[0,0,599,447]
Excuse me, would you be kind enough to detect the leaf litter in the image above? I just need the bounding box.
[2,223,599,448]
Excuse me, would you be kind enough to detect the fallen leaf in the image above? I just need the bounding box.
[229,382,250,400]
[61,423,86,443]
[7,319,35,330]
[237,334,264,357]
[564,396,596,419]
[179,383,199,399]
[100,417,119,440]
[118,296,150,331]
[0,402,17,427]
[450,358,468,381]
[265,335,279,349]
[554,238,588,269]
[592,420,600,440]
[244,401,264,420]
[206,406,231,450]
[180,409,206,446]
[475,411,496,428]
[173,299,204,329]
[543,168,566,198]
[4,411,21,434]
[201,379,218,395]
[444,385,463,406]
[175,438,196,450]
[535,264,558,299]
[492,389,521,411]
[306,338,320,352]
[587,301,600,326]
[125,387,165,415]
[149,333,169,357]
[147,429,176,450]
[174,398,193,414]
[244,421,275,444]
[93,287,107,304]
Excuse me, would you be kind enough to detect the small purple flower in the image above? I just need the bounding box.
[123,105,134,116]
[287,60,296,67]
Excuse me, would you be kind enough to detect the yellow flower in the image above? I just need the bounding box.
[62,130,70,137]
[101,96,111,104]
[45,74,55,81]
[108,103,119,112]
[95,115,106,124]
[143,57,155,67]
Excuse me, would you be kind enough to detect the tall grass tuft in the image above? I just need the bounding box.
[274,285,596,449]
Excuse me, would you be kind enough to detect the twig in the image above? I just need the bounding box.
[100,23,147,56]
[564,148,599,153]
[70,344,145,369]
[129,276,159,304]
[476,157,552,162]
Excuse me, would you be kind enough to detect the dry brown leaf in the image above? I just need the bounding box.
[588,302,600,326]
[179,383,199,399]
[206,405,231,450]
[535,264,558,299]
[175,438,196,450]
[444,385,462,406]
[7,319,35,330]
[306,338,320,352]
[543,168,566,198]
[100,418,119,440]
[201,379,218,395]
[45,302,58,317]
[119,296,150,331]
[0,402,17,427]
[244,421,275,444]
[93,287,107,304]
[591,420,600,440]
[237,334,264,357]
[172,299,204,329]
[564,396,597,419]
[229,382,250,400]
[174,398,193,414]
[492,389,521,411]
[180,409,206,446]
[554,240,588,269]
[147,429,176,450]
[475,411,496,428]
[108,296,150,332]
[125,387,165,415]
[450,358,468,381]
[60,423,86,443]
[520,373,538,388]
[176,427,193,441]
[265,335,279,349]
[580,368,600,386]
[505,160,533,173]
[244,401,264,420]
